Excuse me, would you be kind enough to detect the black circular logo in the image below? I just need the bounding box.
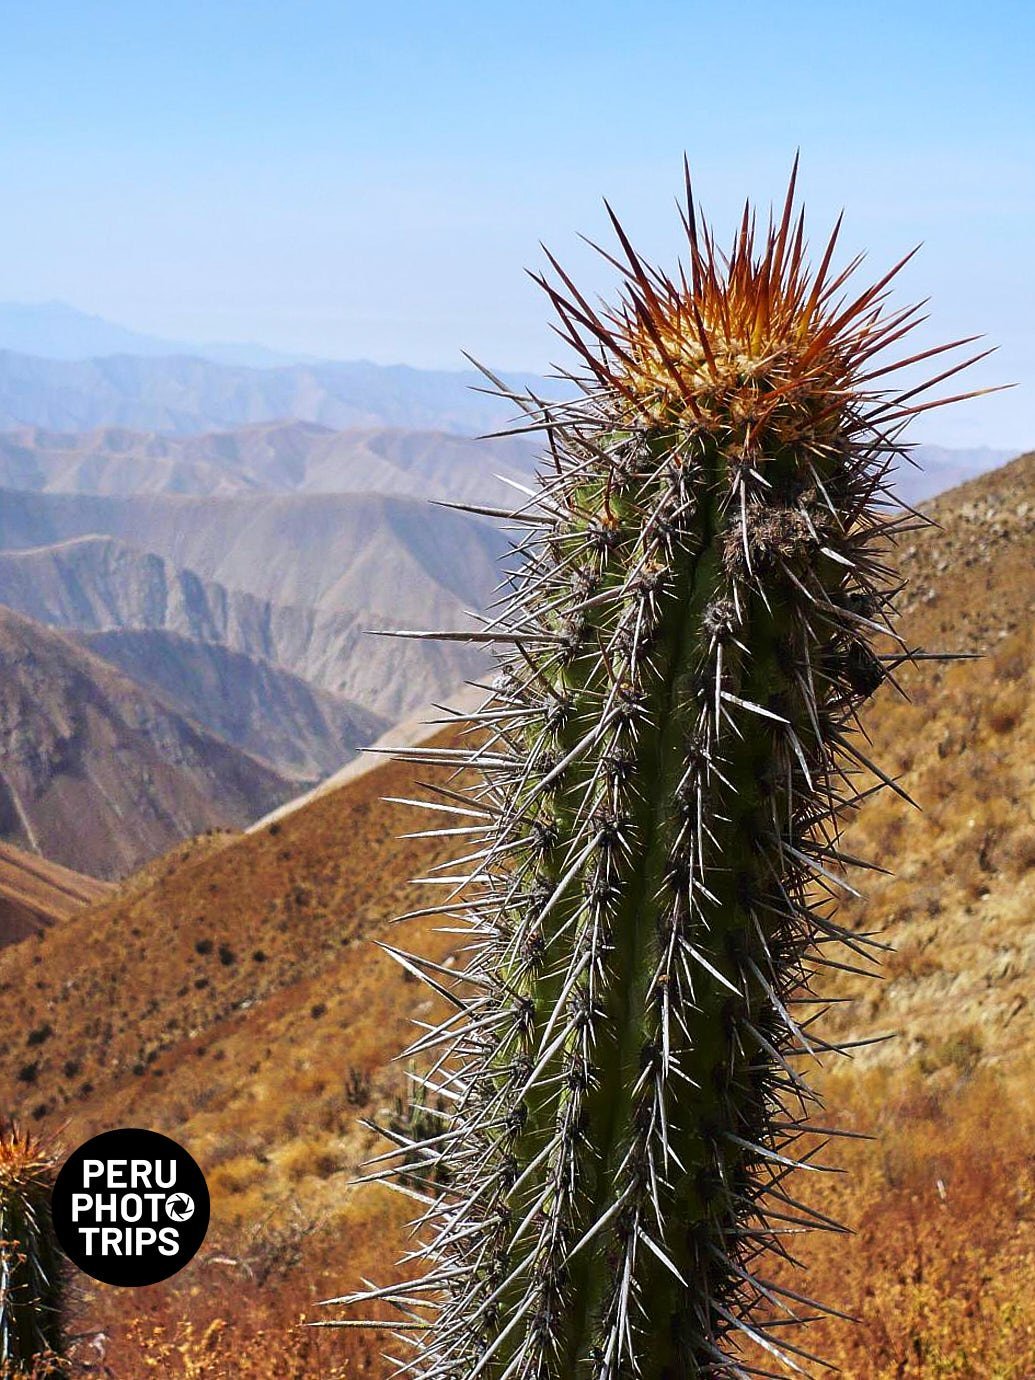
[51,1128,210,1286]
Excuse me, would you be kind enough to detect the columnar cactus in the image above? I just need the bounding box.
[0,1125,64,1377]
[334,164,984,1376]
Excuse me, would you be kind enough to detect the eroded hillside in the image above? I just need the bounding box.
[0,606,297,878]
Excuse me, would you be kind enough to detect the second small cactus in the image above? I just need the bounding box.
[0,1124,64,1378]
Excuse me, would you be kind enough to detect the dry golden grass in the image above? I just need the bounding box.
[106,1316,358,1378]
[783,1068,1035,1378]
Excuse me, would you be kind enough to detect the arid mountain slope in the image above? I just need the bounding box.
[0,840,111,946]
[74,628,386,783]
[0,425,259,496]
[1,453,1032,1375]
[4,440,1032,1124]
[0,535,276,643]
[0,485,505,620]
[816,450,1035,1074]
[0,420,538,502]
[0,487,505,723]
[0,605,298,878]
[0,533,492,719]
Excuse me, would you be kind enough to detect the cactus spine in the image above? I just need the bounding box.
[335,163,984,1377]
[0,1125,63,1377]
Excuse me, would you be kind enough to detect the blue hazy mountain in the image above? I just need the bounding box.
[0,300,315,367]
[0,302,554,434]
[0,349,553,437]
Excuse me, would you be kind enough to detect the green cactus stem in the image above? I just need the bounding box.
[0,1124,64,1377]
[331,161,986,1377]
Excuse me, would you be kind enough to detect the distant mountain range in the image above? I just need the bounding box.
[0,300,320,368]
[0,303,1019,879]
[888,444,1017,505]
[0,417,1014,509]
[0,419,538,501]
[0,346,548,436]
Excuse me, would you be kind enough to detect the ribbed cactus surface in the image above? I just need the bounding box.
[333,164,984,1377]
[0,1125,63,1377]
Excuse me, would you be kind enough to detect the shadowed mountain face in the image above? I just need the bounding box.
[0,488,505,732]
[74,628,386,783]
[0,605,298,878]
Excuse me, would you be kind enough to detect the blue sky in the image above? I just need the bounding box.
[0,0,1031,446]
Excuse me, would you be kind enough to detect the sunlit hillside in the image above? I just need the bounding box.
[1,453,1033,1376]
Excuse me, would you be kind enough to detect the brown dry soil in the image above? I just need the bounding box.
[1,453,1034,1377]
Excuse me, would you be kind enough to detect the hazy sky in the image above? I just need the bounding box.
[0,1,1031,447]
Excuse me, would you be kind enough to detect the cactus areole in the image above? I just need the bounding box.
[333,163,985,1377]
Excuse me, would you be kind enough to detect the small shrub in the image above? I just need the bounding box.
[919,1026,984,1078]
[344,1067,372,1108]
